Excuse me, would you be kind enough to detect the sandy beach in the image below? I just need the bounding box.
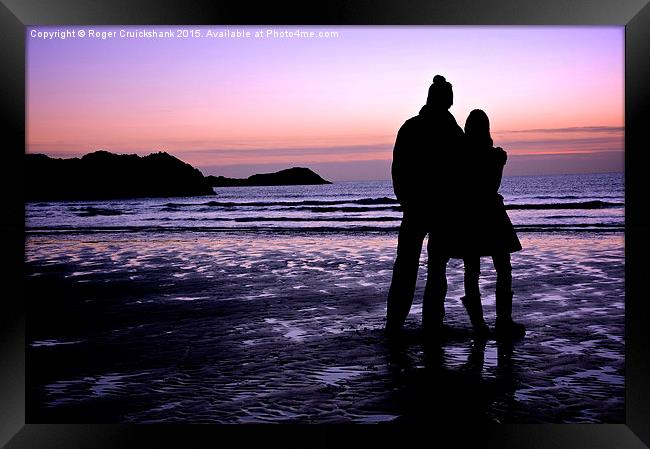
[25,230,624,423]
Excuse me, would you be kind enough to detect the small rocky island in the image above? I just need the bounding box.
[25,151,215,201]
[26,151,333,200]
[206,167,331,187]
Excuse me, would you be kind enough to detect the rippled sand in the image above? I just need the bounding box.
[25,231,624,423]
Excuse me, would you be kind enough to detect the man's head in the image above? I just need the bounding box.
[426,75,453,110]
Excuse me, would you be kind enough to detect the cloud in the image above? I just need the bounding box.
[492,125,623,156]
[27,124,624,180]
[494,126,624,134]
[169,144,394,166]
[504,150,623,176]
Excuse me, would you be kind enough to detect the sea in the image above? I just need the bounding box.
[26,172,624,234]
[25,171,626,423]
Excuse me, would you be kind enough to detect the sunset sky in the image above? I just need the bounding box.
[27,26,624,181]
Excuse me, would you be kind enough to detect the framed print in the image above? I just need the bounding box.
[1,0,649,447]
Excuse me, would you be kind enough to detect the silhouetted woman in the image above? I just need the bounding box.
[460,109,525,340]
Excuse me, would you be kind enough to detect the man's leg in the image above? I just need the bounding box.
[386,216,427,331]
[463,257,481,298]
[422,249,450,332]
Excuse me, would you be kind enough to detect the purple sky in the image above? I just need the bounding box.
[27,26,624,180]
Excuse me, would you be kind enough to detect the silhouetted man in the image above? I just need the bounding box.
[385,75,464,335]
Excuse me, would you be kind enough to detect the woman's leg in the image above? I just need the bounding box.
[493,253,525,339]
[462,257,489,336]
[493,252,512,296]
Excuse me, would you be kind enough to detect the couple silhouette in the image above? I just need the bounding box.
[385,74,525,341]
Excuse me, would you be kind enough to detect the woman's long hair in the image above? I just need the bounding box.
[464,109,494,147]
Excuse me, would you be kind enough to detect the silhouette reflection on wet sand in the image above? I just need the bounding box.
[384,328,518,423]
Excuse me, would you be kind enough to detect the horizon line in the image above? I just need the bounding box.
[332,171,624,183]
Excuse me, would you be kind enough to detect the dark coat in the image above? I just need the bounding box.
[460,143,522,256]
[391,105,465,253]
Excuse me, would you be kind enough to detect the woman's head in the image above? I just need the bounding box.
[464,109,493,146]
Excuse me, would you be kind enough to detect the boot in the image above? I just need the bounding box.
[461,294,491,338]
[495,290,525,340]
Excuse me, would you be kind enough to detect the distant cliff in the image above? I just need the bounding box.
[206,167,331,187]
[25,151,216,201]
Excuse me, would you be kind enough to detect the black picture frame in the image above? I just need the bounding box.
[1,0,649,447]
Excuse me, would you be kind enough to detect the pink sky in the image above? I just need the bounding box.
[27,26,623,181]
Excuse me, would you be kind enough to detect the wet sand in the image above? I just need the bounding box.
[25,231,624,423]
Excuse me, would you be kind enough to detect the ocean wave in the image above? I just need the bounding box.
[69,206,125,217]
[144,216,399,222]
[140,217,623,228]
[25,225,399,234]
[528,195,623,200]
[514,223,623,229]
[506,201,623,210]
[162,197,399,208]
[232,216,398,222]
[187,206,402,213]
[160,198,622,211]
[26,223,624,234]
